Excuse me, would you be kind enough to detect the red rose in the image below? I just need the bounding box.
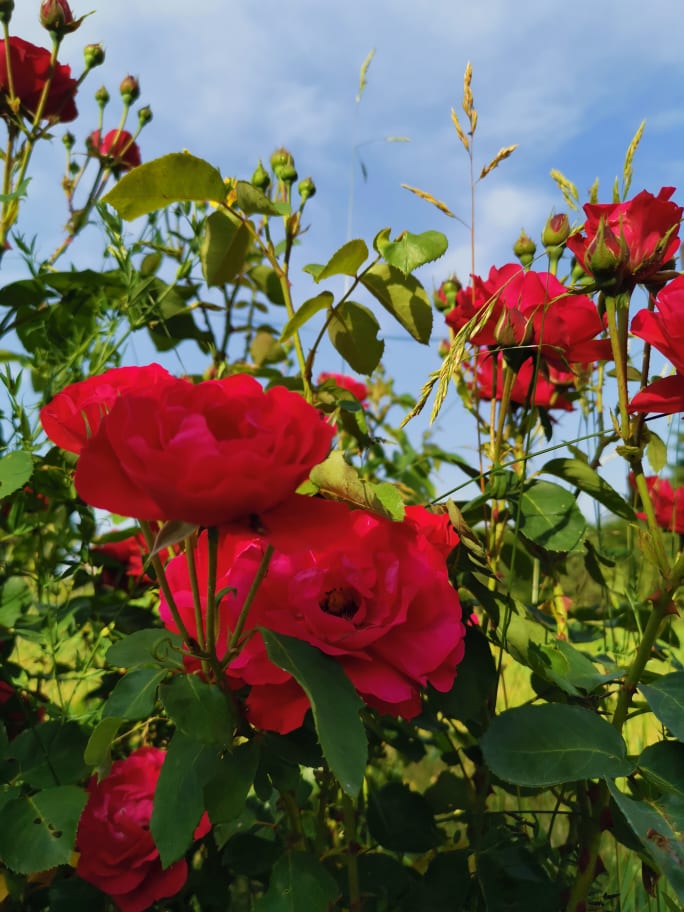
[630,275,684,414]
[40,364,174,455]
[159,495,466,734]
[445,264,611,367]
[567,188,682,293]
[77,747,210,912]
[633,475,684,534]
[90,129,142,172]
[466,350,575,412]
[0,37,78,123]
[92,532,149,589]
[317,372,368,403]
[70,372,333,525]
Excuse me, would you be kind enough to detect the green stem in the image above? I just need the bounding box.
[603,292,632,440]
[342,793,362,912]
[139,520,195,649]
[204,526,220,660]
[184,532,206,653]
[222,544,274,668]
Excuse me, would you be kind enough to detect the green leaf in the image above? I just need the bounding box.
[279,291,333,342]
[513,480,587,553]
[360,262,433,343]
[150,731,214,868]
[159,676,234,746]
[481,704,633,787]
[541,458,636,522]
[102,152,227,219]
[255,851,339,912]
[204,741,259,824]
[375,229,448,275]
[260,630,367,795]
[607,782,684,903]
[367,782,441,852]
[315,239,368,281]
[327,300,384,374]
[83,717,123,774]
[309,450,405,521]
[106,629,185,670]
[640,673,684,740]
[234,180,290,216]
[102,668,167,720]
[0,451,33,498]
[528,640,620,696]
[200,210,252,286]
[0,786,86,874]
[639,741,684,797]
[9,721,88,788]
[647,430,668,474]
[0,576,32,628]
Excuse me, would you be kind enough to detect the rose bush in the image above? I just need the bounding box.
[42,370,334,525]
[467,349,575,411]
[159,495,465,733]
[0,36,78,122]
[317,371,369,403]
[76,747,210,912]
[567,187,682,292]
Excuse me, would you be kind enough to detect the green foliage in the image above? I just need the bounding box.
[327,300,384,373]
[0,787,86,874]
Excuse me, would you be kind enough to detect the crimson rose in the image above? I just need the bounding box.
[68,371,333,525]
[635,476,684,535]
[41,364,173,454]
[90,129,142,172]
[159,496,465,733]
[567,188,682,293]
[317,372,368,403]
[465,350,575,412]
[630,275,684,414]
[445,264,611,367]
[0,37,78,122]
[76,747,210,912]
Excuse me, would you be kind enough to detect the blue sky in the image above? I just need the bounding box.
[6,0,684,496]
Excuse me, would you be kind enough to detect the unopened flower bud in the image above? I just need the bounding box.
[62,130,75,150]
[119,75,140,106]
[541,213,570,248]
[513,229,536,267]
[270,147,294,180]
[279,163,298,185]
[137,105,152,127]
[251,160,270,191]
[83,43,105,69]
[0,0,14,25]
[437,338,451,358]
[94,85,110,108]
[298,176,316,202]
[40,0,79,34]
[435,276,462,312]
[585,217,629,290]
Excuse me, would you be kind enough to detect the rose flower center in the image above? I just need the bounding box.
[319,587,359,620]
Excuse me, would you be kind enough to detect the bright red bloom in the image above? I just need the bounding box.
[90,129,142,172]
[567,188,682,292]
[317,372,368,403]
[0,37,78,122]
[159,496,465,734]
[630,275,684,414]
[39,0,76,32]
[465,349,575,412]
[69,372,333,526]
[40,364,174,455]
[76,747,210,912]
[634,476,684,534]
[444,264,611,367]
[92,532,149,588]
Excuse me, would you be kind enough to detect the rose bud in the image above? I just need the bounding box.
[513,229,536,267]
[270,146,294,180]
[0,0,13,25]
[138,104,152,127]
[83,43,105,69]
[94,84,109,108]
[298,176,316,202]
[541,213,570,248]
[251,159,270,191]
[119,74,140,105]
[39,0,79,34]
